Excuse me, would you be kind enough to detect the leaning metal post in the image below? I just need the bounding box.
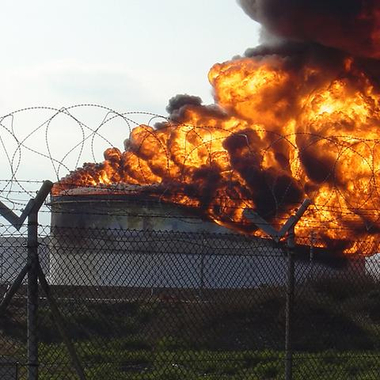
[27,207,39,380]
[285,226,295,380]
[0,180,53,380]
[0,263,30,315]
[243,198,311,380]
[36,262,86,380]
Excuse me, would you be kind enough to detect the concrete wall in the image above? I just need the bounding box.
[47,230,359,289]
[365,253,380,280]
[0,236,49,285]
[0,232,363,289]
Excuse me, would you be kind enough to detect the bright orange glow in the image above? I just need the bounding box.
[53,54,380,255]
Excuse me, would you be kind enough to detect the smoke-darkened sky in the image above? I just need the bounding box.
[238,0,380,58]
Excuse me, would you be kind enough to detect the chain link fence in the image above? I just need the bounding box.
[1,224,380,379]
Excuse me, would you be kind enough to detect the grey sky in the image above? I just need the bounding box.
[1,0,260,113]
[0,0,260,185]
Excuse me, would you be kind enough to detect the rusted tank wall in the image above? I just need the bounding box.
[49,194,231,233]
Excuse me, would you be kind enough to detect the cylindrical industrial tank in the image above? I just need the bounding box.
[48,192,361,289]
[48,192,287,289]
[50,193,233,287]
[49,193,231,233]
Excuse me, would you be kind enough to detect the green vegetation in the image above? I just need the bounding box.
[2,275,380,378]
[36,345,380,380]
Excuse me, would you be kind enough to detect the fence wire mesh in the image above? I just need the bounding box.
[0,226,27,379]
[1,225,380,379]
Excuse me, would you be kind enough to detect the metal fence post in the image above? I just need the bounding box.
[0,180,53,380]
[243,199,311,380]
[285,226,295,380]
[27,210,39,380]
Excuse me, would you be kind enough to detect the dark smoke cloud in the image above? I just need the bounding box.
[238,0,380,59]
[166,94,203,122]
[166,94,203,115]
[164,93,227,124]
[244,41,350,78]
[223,130,303,219]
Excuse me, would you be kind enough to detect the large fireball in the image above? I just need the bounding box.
[54,1,380,254]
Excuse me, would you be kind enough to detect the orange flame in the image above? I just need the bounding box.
[53,51,380,254]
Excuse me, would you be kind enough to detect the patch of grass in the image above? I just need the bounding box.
[310,276,376,302]
[254,361,282,379]
[6,279,380,378]
[156,336,190,351]
[121,336,152,351]
[36,340,380,380]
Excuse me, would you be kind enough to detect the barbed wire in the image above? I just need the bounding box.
[0,104,380,244]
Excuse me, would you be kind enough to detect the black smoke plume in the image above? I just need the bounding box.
[237,0,380,59]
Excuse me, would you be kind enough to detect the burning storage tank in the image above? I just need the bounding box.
[50,186,232,233]
[48,186,291,289]
[52,1,380,253]
[50,0,380,284]
[48,186,362,290]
